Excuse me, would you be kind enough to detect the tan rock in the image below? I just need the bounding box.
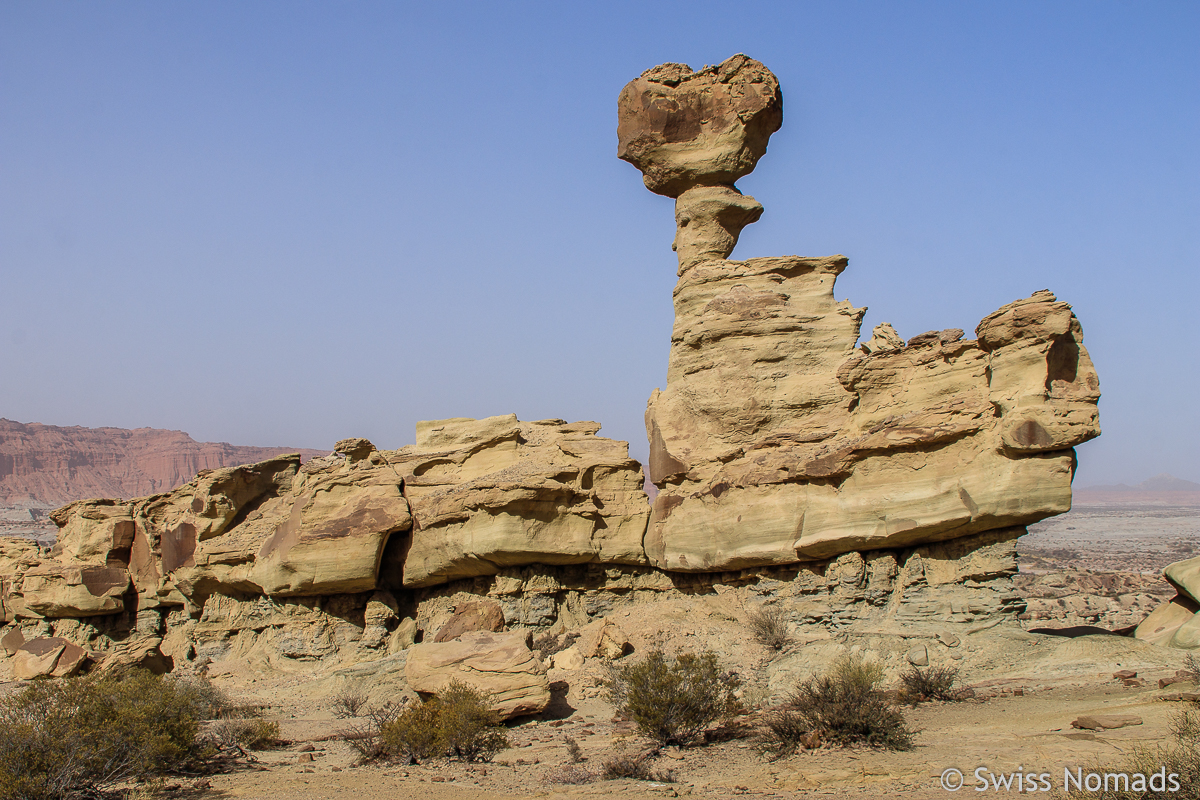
[405,630,550,719]
[906,644,929,666]
[394,416,650,588]
[1135,595,1200,647]
[17,564,130,617]
[433,599,505,643]
[1,626,25,655]
[1071,715,1142,731]
[621,56,1100,575]
[617,54,782,199]
[550,645,584,671]
[389,617,418,653]
[11,636,88,679]
[1164,556,1200,604]
[95,637,172,675]
[577,618,632,660]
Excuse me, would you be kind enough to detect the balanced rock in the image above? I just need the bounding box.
[405,630,550,719]
[618,54,782,198]
[618,55,781,272]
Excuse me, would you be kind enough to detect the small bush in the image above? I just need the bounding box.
[377,680,509,763]
[565,736,584,763]
[544,764,595,785]
[899,665,961,703]
[1068,705,1200,799]
[747,605,792,651]
[608,649,741,747]
[332,686,370,719]
[0,670,211,800]
[759,654,913,758]
[342,702,403,762]
[601,751,675,783]
[211,717,280,751]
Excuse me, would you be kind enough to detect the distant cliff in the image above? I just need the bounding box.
[0,419,327,506]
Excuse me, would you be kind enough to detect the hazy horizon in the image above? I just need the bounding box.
[3,2,1197,486]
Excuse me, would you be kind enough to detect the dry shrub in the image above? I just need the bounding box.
[332,686,370,719]
[543,764,595,785]
[342,702,403,762]
[565,736,584,763]
[601,751,675,783]
[759,654,913,758]
[1069,704,1200,799]
[608,649,742,747]
[899,664,961,703]
[0,670,211,800]
[210,717,280,751]
[747,605,792,651]
[376,680,509,763]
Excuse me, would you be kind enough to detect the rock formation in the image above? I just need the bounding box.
[0,54,1130,716]
[1136,555,1200,649]
[620,56,1101,576]
[0,418,326,507]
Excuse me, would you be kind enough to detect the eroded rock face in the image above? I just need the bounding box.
[392,416,651,588]
[628,57,1101,575]
[644,261,1099,571]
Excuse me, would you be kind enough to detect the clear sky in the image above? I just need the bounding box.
[1,1,1197,486]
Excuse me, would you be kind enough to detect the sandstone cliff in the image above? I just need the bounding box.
[0,419,326,506]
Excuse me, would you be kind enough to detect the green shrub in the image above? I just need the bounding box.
[899,664,961,703]
[607,649,742,747]
[747,605,792,651]
[0,670,210,800]
[378,680,509,763]
[759,654,913,758]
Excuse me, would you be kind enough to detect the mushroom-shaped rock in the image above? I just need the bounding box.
[618,54,782,198]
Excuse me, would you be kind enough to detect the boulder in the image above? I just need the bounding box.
[1,626,25,655]
[1071,715,1142,731]
[433,599,505,643]
[617,54,782,198]
[405,630,550,719]
[1164,556,1200,604]
[1135,594,1200,648]
[394,416,650,588]
[906,644,929,666]
[577,618,632,660]
[94,637,172,675]
[550,646,584,671]
[12,636,88,679]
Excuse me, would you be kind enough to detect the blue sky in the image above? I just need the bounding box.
[1,1,1197,486]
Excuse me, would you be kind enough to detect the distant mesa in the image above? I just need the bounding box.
[1080,473,1200,493]
[0,418,326,507]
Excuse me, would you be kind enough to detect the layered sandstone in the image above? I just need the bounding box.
[0,418,326,506]
[620,57,1101,576]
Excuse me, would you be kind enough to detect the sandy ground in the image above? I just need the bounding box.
[189,670,1194,800]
